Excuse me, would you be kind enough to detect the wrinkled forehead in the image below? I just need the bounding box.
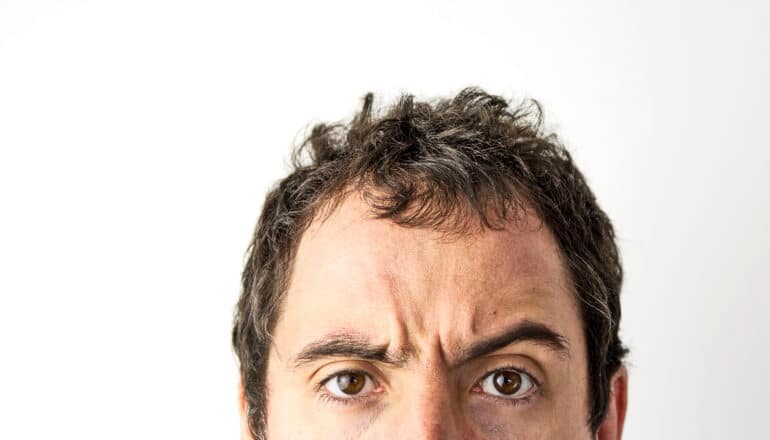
[277,193,577,352]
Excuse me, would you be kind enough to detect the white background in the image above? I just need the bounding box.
[1,1,769,438]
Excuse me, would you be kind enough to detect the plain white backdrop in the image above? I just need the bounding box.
[1,1,768,438]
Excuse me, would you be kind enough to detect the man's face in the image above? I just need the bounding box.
[261,195,592,439]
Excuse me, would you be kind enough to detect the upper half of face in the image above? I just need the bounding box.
[264,195,591,440]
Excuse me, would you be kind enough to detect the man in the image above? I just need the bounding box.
[232,88,629,439]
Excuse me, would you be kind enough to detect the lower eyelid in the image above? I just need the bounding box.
[475,391,537,407]
[318,370,383,398]
[472,368,541,399]
[471,379,541,405]
[318,389,382,408]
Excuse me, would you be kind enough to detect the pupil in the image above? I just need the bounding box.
[493,371,522,395]
[337,373,365,395]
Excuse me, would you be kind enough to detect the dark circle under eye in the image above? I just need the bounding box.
[493,371,522,395]
[336,372,366,395]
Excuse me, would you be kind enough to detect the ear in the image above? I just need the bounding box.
[596,364,628,440]
[239,380,254,440]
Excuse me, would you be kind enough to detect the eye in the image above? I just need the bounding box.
[478,369,536,399]
[322,371,377,399]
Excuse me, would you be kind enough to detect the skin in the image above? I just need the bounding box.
[240,194,628,439]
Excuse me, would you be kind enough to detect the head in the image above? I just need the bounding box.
[233,88,628,439]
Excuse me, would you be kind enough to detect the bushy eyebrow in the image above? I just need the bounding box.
[291,321,570,369]
[454,320,571,366]
[291,332,409,368]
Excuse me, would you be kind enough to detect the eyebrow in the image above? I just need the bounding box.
[290,321,570,369]
[292,332,407,368]
[455,320,571,366]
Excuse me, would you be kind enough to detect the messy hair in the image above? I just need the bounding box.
[232,87,627,438]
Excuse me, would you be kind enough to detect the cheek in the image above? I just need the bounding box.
[264,359,313,438]
[534,373,593,438]
[264,362,377,439]
[462,374,592,439]
[465,399,557,439]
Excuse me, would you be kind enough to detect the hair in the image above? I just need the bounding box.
[232,87,628,439]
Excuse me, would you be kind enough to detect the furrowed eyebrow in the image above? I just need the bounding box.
[291,332,407,368]
[455,320,571,366]
[291,321,570,369]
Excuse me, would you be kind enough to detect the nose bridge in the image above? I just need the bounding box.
[396,366,463,440]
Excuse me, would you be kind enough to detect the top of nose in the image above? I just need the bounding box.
[386,373,472,440]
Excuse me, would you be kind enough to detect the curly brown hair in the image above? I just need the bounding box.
[232,87,628,439]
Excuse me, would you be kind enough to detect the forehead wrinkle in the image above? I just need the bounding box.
[378,266,423,362]
[454,285,566,349]
[376,256,464,369]
[290,192,574,366]
[295,207,430,366]
[367,224,544,366]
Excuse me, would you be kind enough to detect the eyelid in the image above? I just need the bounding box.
[316,368,385,407]
[472,363,542,405]
[315,362,543,408]
[316,368,379,392]
[479,364,542,389]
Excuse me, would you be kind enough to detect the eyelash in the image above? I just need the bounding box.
[316,365,541,408]
[316,369,381,407]
[473,364,542,407]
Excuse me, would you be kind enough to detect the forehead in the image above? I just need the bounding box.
[276,194,579,357]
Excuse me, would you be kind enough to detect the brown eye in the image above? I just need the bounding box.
[479,369,535,399]
[336,372,365,395]
[493,371,522,395]
[323,371,377,399]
